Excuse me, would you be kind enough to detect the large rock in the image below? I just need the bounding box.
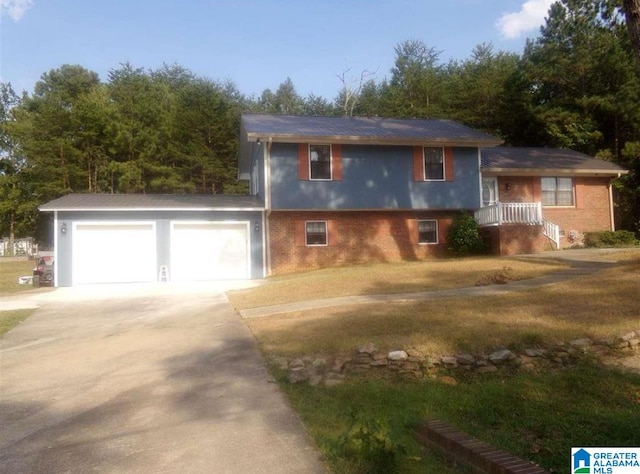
[524,348,546,357]
[388,350,408,361]
[456,353,475,365]
[569,338,592,350]
[288,368,309,384]
[489,349,515,365]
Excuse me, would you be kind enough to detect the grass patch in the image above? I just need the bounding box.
[0,259,38,295]
[0,309,35,337]
[247,258,640,357]
[247,251,640,472]
[229,256,567,310]
[279,364,640,473]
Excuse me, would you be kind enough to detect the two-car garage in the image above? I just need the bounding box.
[40,194,265,287]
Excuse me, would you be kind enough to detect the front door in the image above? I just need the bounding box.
[482,177,498,207]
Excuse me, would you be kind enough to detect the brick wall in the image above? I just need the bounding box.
[268,211,456,274]
[497,176,535,203]
[542,177,612,247]
[481,225,550,256]
[496,176,613,248]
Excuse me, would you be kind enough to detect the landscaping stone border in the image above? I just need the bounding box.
[276,331,640,386]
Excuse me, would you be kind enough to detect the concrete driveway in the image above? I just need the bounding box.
[0,283,326,473]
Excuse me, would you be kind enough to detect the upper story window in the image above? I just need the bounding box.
[298,143,342,181]
[423,147,445,181]
[418,220,438,244]
[541,177,574,206]
[309,144,332,180]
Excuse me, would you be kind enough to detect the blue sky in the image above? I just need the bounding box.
[1,0,554,100]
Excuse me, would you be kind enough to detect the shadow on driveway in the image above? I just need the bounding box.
[0,288,325,473]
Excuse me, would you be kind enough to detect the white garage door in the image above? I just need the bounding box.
[171,222,249,281]
[73,222,157,285]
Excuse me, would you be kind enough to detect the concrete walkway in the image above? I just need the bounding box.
[0,283,326,473]
[239,249,623,319]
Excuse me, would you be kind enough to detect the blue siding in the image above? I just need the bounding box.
[269,144,481,210]
[55,210,264,286]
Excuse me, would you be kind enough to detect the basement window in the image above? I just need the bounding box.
[306,221,327,246]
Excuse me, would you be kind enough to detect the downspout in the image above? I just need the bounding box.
[265,138,273,276]
[609,175,618,231]
[477,148,483,209]
[53,210,59,287]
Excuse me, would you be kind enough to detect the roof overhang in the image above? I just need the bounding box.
[481,168,628,177]
[39,206,265,212]
[246,133,503,148]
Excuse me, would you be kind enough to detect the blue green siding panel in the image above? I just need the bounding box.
[268,144,480,210]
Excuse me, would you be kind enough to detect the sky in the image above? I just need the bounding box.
[1,0,555,100]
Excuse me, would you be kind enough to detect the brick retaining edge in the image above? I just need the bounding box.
[414,419,549,473]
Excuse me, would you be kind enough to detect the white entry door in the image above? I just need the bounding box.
[73,222,157,285]
[170,222,249,281]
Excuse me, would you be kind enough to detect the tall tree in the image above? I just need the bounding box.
[623,0,640,71]
[388,39,446,117]
[0,83,38,247]
[19,65,102,198]
[447,43,520,134]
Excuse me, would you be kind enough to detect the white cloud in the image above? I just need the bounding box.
[1,0,34,22]
[496,0,555,39]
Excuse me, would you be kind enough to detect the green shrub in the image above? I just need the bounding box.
[583,230,638,248]
[447,211,487,256]
[333,412,405,473]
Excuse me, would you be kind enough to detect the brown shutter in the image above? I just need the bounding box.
[332,145,343,181]
[574,178,584,208]
[298,144,309,180]
[413,146,423,181]
[444,147,454,181]
[327,220,338,245]
[532,177,542,202]
[294,220,306,246]
[407,219,419,245]
[437,219,446,244]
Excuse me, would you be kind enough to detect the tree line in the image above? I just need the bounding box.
[1,0,639,244]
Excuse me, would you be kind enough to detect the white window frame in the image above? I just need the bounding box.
[423,147,445,181]
[309,144,333,181]
[482,177,498,207]
[541,177,574,207]
[418,219,438,245]
[305,220,328,246]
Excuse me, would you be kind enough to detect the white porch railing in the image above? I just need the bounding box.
[474,202,543,227]
[542,219,561,249]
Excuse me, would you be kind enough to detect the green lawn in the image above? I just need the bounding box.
[279,363,640,473]
[244,249,640,473]
[0,259,42,336]
[0,309,35,337]
[0,259,39,295]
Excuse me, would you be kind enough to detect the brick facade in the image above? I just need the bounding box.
[496,176,614,249]
[268,211,456,274]
[481,225,550,256]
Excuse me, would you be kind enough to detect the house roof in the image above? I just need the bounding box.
[39,194,265,212]
[241,114,503,146]
[481,147,628,177]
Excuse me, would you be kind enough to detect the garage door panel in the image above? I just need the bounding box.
[171,222,249,281]
[73,222,157,285]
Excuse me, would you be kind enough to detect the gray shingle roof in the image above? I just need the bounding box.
[481,147,628,175]
[39,194,264,211]
[242,114,503,146]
